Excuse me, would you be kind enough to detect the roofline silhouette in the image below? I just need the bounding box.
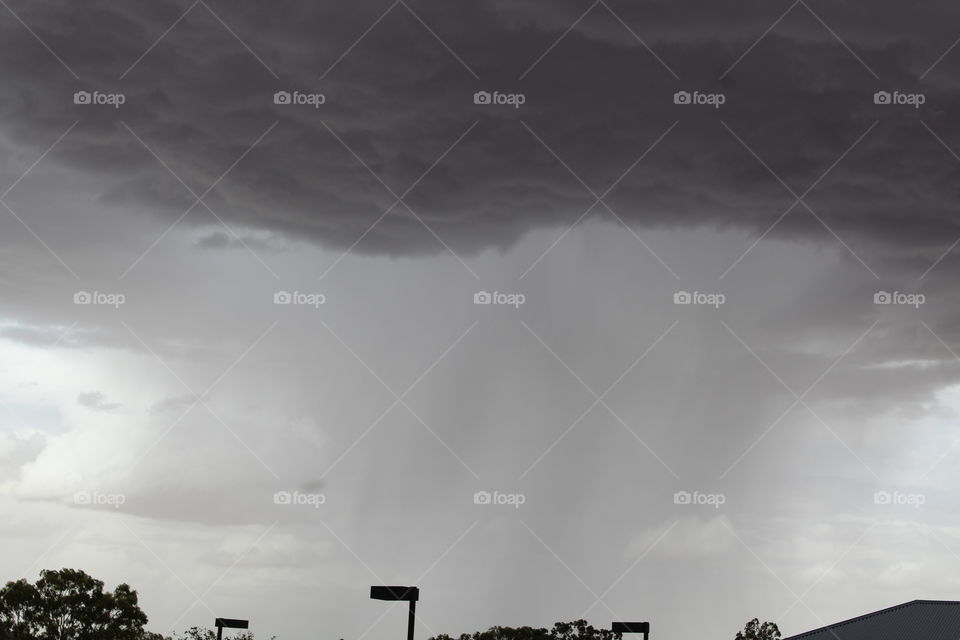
[785,600,960,639]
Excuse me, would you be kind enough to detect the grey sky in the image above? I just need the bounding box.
[2,2,960,640]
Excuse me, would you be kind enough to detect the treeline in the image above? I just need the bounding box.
[0,569,274,640]
[1,568,781,640]
[429,619,621,640]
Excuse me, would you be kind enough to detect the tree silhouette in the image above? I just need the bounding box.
[0,578,39,640]
[0,569,281,640]
[430,619,621,640]
[735,619,781,640]
[168,627,274,640]
[0,569,147,640]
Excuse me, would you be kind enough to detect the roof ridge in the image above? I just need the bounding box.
[785,600,960,640]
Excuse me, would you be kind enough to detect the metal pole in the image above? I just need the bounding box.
[217,627,223,640]
[407,599,416,640]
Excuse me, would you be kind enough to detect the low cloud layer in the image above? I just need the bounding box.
[2,0,960,264]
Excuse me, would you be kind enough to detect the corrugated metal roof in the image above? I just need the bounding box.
[784,600,960,640]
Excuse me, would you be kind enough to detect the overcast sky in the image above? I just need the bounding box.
[3,2,960,640]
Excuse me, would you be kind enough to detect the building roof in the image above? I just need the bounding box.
[784,600,960,640]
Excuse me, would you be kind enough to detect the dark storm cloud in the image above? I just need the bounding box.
[3,0,960,260]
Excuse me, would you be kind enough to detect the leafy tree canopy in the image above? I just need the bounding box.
[735,618,781,640]
[0,568,147,640]
[430,619,621,640]
[0,571,279,640]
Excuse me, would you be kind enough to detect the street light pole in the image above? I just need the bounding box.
[371,586,420,640]
[407,597,416,640]
[611,621,649,640]
[215,618,249,640]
